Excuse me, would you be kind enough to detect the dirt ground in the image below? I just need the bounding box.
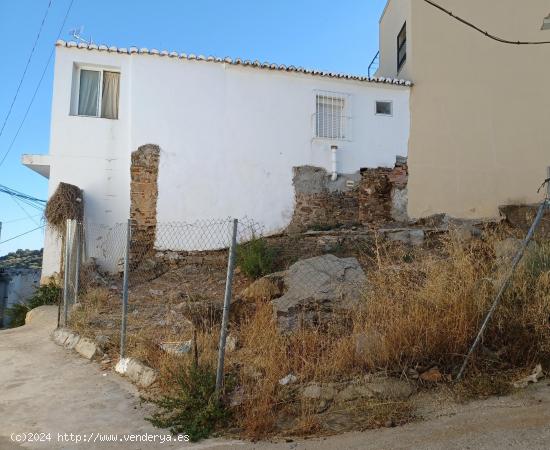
[2,305,550,449]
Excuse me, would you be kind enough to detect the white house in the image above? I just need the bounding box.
[23,40,411,278]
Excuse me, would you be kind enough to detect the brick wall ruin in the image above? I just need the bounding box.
[288,157,408,232]
[130,144,160,261]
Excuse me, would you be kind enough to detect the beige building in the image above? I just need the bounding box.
[377,0,550,219]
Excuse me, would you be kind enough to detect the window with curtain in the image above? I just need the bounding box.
[76,69,120,119]
[315,93,346,140]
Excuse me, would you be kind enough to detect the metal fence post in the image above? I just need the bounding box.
[62,219,73,327]
[457,177,549,381]
[74,222,81,304]
[120,219,131,359]
[216,218,238,393]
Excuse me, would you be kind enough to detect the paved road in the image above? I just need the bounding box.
[2,306,550,449]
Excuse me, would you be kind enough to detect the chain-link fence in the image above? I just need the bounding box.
[61,218,272,387]
[61,216,373,390]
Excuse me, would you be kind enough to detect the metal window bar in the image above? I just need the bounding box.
[315,93,347,140]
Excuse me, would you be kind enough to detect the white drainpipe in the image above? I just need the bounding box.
[331,145,338,181]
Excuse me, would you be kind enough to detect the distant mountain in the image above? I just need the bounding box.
[0,249,43,270]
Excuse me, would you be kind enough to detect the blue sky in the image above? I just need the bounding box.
[0,0,387,256]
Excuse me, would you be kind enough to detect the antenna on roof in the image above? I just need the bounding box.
[69,26,93,45]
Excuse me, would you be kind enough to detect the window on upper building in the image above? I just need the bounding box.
[314,92,348,140]
[376,101,393,116]
[397,22,407,72]
[76,68,120,119]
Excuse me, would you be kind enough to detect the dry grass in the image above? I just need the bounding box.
[68,229,550,439]
[44,182,83,234]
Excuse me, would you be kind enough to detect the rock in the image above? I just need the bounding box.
[301,383,336,413]
[335,383,374,403]
[75,338,103,360]
[149,289,164,296]
[302,383,336,401]
[64,331,81,350]
[419,367,443,383]
[364,377,416,400]
[115,357,157,387]
[272,254,367,332]
[160,340,193,356]
[241,273,285,301]
[279,374,298,385]
[225,335,237,352]
[52,328,71,346]
[513,364,543,388]
[391,187,408,223]
[95,334,110,350]
[383,229,425,246]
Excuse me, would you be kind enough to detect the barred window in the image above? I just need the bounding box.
[315,93,347,140]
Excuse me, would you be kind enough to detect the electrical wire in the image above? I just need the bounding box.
[0,214,42,224]
[10,196,41,226]
[0,0,53,140]
[0,184,46,207]
[0,0,75,169]
[0,225,45,245]
[423,0,550,45]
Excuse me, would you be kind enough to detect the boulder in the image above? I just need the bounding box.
[272,254,366,332]
[241,273,285,301]
[381,228,425,246]
[160,340,193,356]
[363,377,416,400]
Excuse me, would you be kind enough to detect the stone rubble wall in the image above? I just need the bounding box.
[288,158,409,233]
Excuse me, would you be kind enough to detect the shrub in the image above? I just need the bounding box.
[237,237,276,279]
[5,303,30,328]
[146,364,231,441]
[6,281,61,327]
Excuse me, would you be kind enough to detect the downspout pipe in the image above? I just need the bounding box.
[331,145,338,181]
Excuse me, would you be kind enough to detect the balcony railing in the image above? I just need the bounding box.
[368,51,380,78]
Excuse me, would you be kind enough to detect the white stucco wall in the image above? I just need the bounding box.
[43,45,410,275]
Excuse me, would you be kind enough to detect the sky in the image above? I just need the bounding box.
[0,0,387,257]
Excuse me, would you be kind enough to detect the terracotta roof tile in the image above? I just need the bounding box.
[55,40,413,87]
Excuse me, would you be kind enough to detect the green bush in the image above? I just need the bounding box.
[5,303,30,328]
[5,281,61,327]
[237,237,276,279]
[146,364,230,441]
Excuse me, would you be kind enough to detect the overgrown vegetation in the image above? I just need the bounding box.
[0,248,43,269]
[44,182,83,234]
[6,280,61,327]
[146,364,231,441]
[68,229,550,440]
[237,237,277,279]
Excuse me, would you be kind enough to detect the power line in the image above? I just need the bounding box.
[1,214,42,224]
[423,0,550,45]
[0,0,53,140]
[0,225,45,245]
[0,0,75,169]
[0,184,46,206]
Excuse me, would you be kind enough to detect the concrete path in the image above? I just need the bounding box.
[2,306,550,449]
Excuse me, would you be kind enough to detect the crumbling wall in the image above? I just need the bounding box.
[288,158,409,232]
[499,204,550,237]
[130,144,160,261]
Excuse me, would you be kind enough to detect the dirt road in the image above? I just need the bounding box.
[2,306,550,449]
